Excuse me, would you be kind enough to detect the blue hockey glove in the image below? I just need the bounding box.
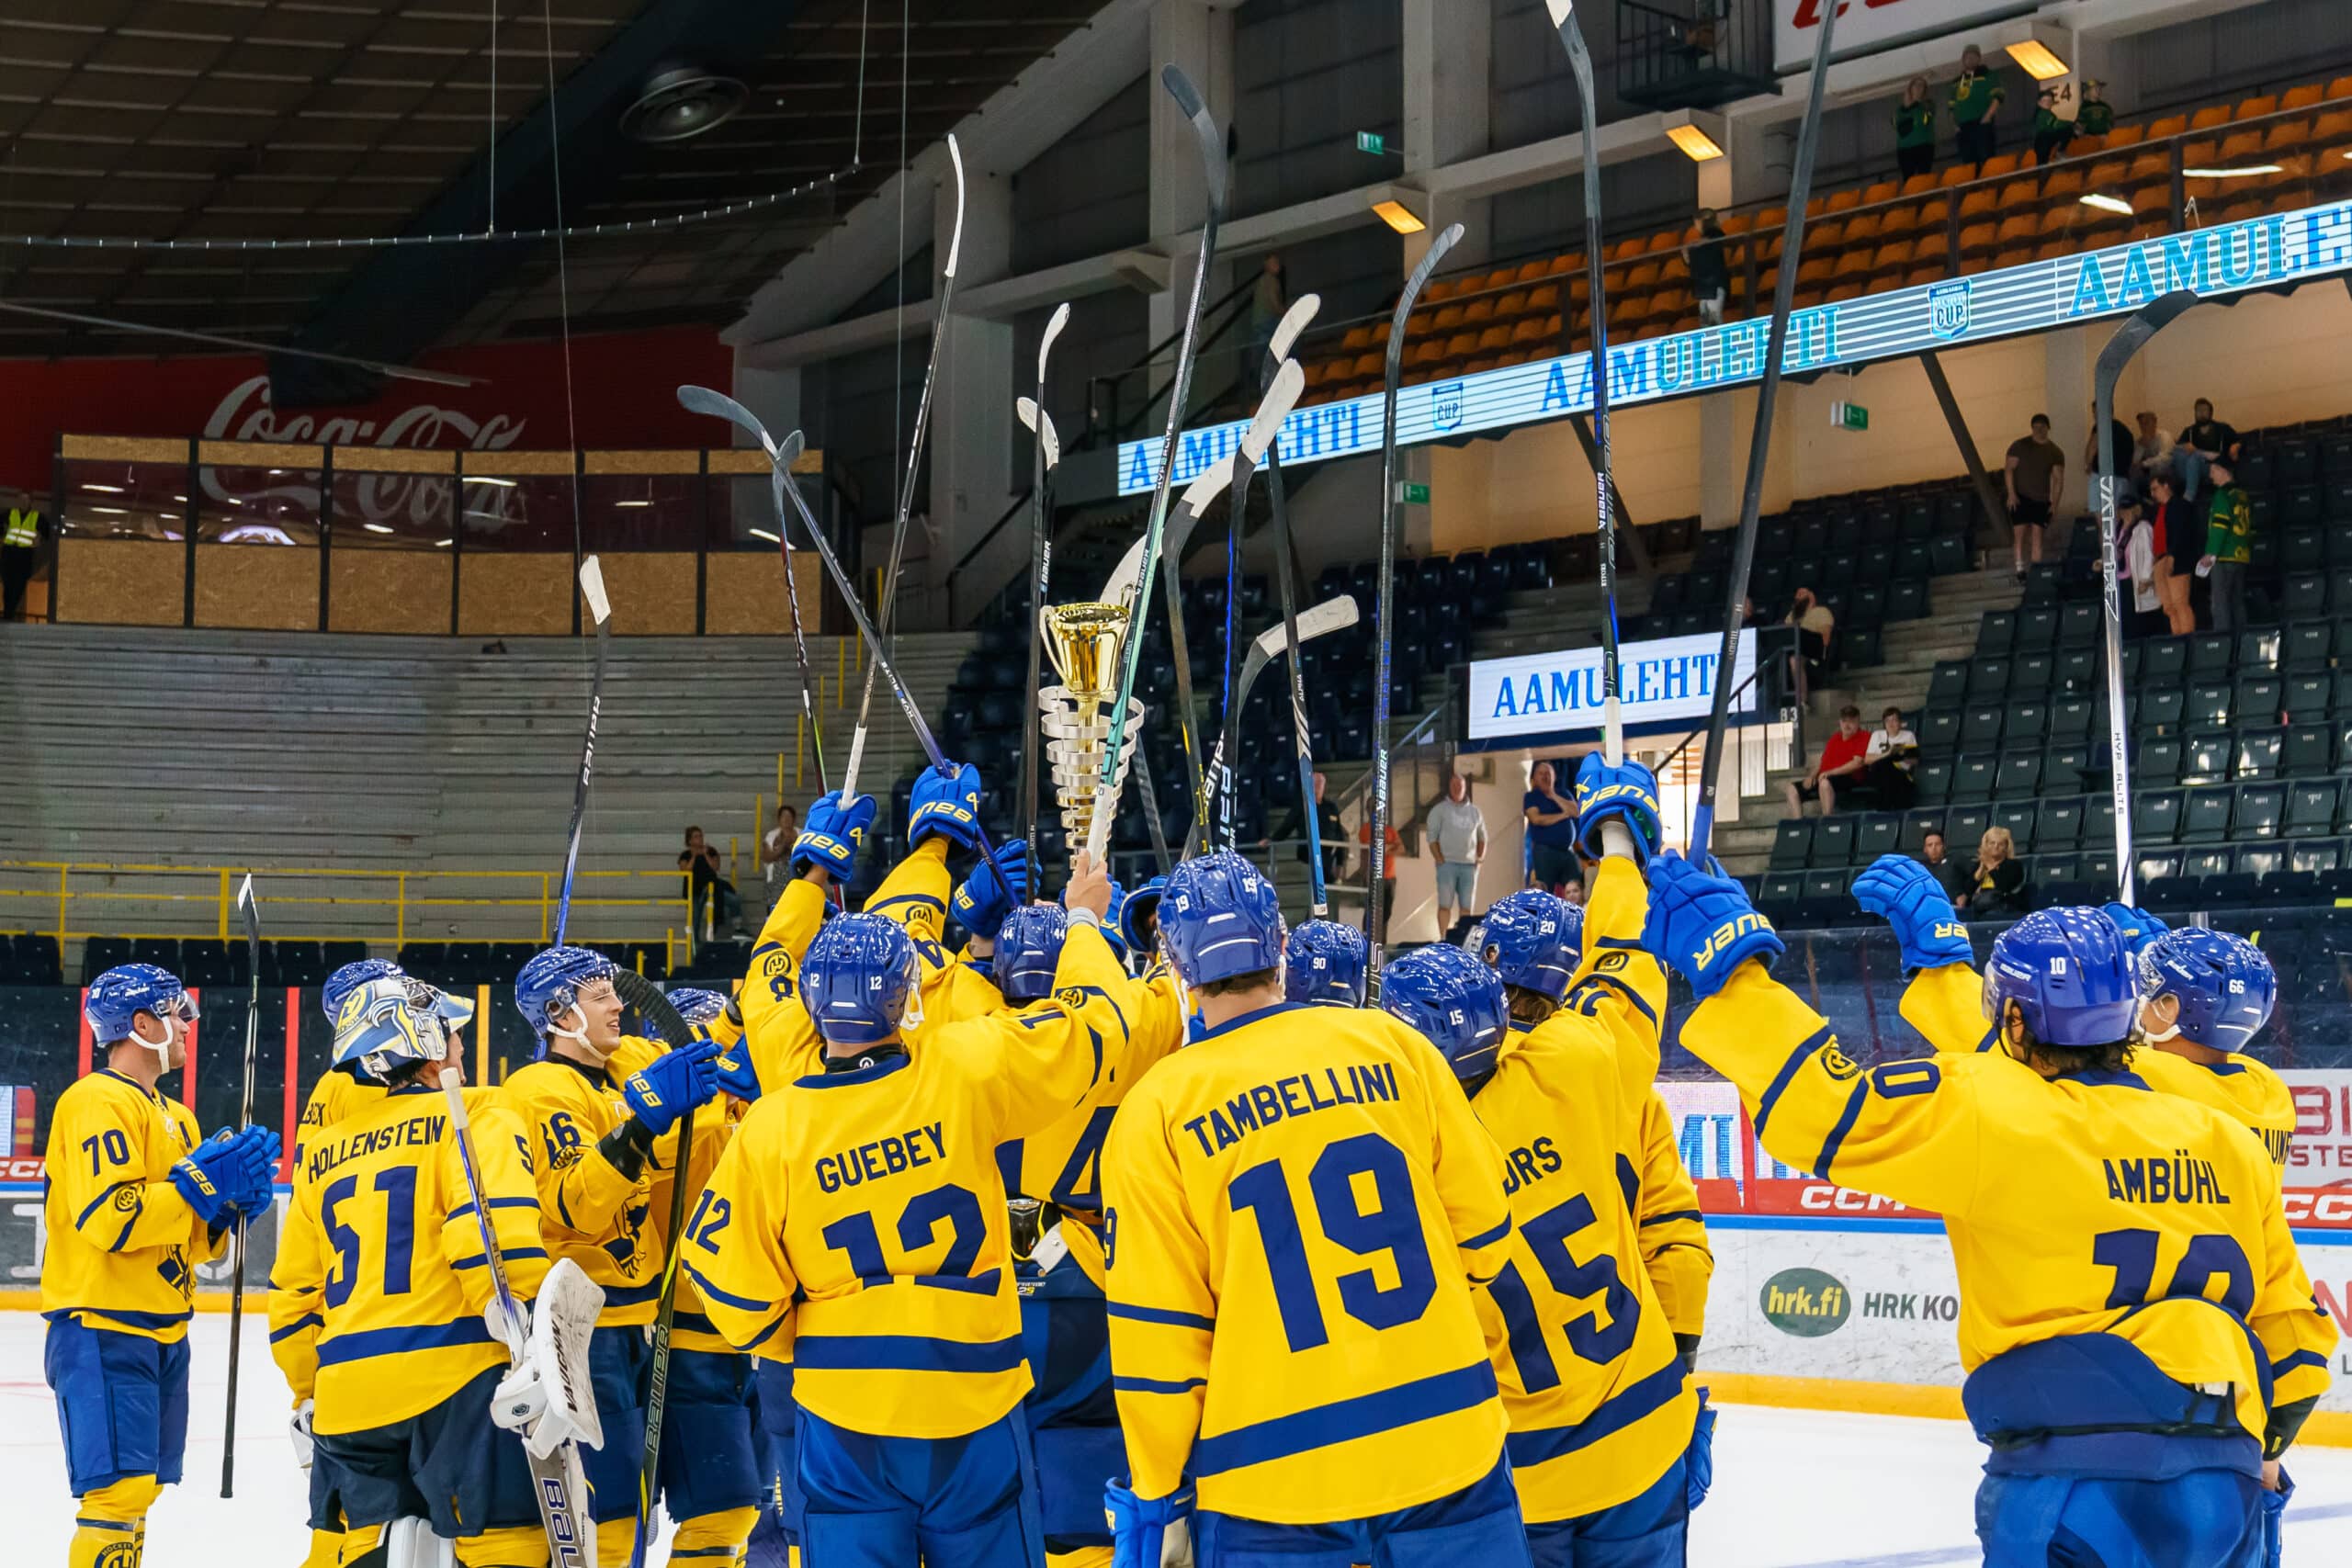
[2102,902,2167,958]
[1852,853,1973,974]
[1685,1386,1718,1511]
[1105,1476,1194,1568]
[2261,1469,2292,1568]
[222,1124,283,1213]
[909,760,987,852]
[170,1127,249,1226]
[793,791,876,880]
[953,838,1029,939]
[623,1038,724,1135]
[712,1042,762,1105]
[1644,851,1784,1000]
[1575,752,1663,863]
[1100,880,1132,960]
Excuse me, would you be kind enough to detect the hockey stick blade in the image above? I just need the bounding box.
[1015,397,1063,470]
[677,384,775,454]
[1241,360,1306,467]
[1269,294,1320,367]
[1039,301,1071,379]
[1101,456,1233,607]
[1239,593,1357,700]
[1161,65,1227,208]
[578,557,610,626]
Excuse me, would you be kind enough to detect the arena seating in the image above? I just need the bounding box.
[1304,73,2352,400]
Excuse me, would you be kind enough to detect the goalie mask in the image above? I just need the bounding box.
[333,976,475,1085]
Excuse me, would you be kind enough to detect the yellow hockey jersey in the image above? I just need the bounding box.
[40,1070,223,1341]
[685,921,1132,1439]
[999,961,1188,1289]
[1102,1003,1514,1524]
[613,1033,740,1358]
[1470,857,1693,1523]
[269,1085,546,1433]
[1634,1089,1713,1343]
[293,1068,387,1169]
[499,1047,666,1325]
[1689,961,2335,1446]
[1903,964,2299,1180]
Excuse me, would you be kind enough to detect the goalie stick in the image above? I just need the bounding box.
[1018,300,1073,896]
[843,134,967,803]
[1545,0,1625,762]
[1259,296,1335,915]
[437,1067,601,1568]
[554,558,612,946]
[2094,288,2199,904]
[1690,1,1839,862]
[1367,223,1464,995]
[219,874,261,1496]
[1090,64,1227,862]
[1192,595,1361,857]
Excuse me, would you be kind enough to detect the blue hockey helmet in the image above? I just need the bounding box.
[1982,908,2138,1048]
[1119,875,1168,955]
[998,904,1070,1004]
[1471,889,1582,1000]
[802,913,922,1047]
[2137,926,2276,1054]
[1284,919,1368,1008]
[1381,943,1510,1081]
[665,987,732,1031]
[1159,852,1286,988]
[85,963,195,1056]
[333,976,474,1084]
[514,945,619,1043]
[322,958,405,1024]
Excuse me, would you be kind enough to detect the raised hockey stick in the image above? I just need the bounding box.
[1689,3,1839,862]
[1546,0,1624,763]
[1260,296,1333,914]
[1367,223,1464,994]
[219,874,261,1497]
[842,134,967,803]
[610,969,702,1568]
[2094,289,2199,904]
[770,429,829,795]
[1193,595,1360,857]
[1019,300,1073,894]
[1087,64,1227,863]
[437,1066,601,1568]
[554,558,612,946]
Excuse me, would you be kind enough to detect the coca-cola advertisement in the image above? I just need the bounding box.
[2,325,733,496]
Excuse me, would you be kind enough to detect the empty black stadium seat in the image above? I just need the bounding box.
[2142,637,2188,684]
[1813,817,1856,867]
[2040,795,2086,851]
[1994,800,2038,853]
[1976,612,2015,656]
[2137,736,2184,786]
[2284,780,2343,837]
[2236,784,2286,840]
[1945,806,1991,852]
[2181,730,2233,786]
[1770,819,1814,870]
[2234,728,2285,780]
[2134,789,2185,845]
[1951,753,1997,803]
[2179,785,2236,844]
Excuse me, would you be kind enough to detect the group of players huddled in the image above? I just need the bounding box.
[38,751,2337,1568]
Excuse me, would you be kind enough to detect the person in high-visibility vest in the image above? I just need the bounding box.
[2,497,42,622]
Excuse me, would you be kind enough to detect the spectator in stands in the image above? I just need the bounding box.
[1955,825,2029,918]
[1918,829,1963,900]
[1855,706,1919,809]
[2131,411,2175,495]
[1274,770,1346,886]
[2031,87,2073,164]
[1894,76,1937,179]
[2144,469,2199,636]
[1782,705,1871,818]
[2200,457,2254,633]
[1522,761,1580,894]
[760,802,800,892]
[680,825,743,937]
[2075,79,2115,138]
[2084,405,2138,503]
[1783,585,1835,694]
[2004,412,2065,577]
[2119,497,2165,637]
[1948,45,2006,169]
[1425,773,1488,933]
[1248,254,1288,390]
[1689,210,1729,325]
[1558,877,1586,910]
[1357,816,1403,928]
[2177,398,2239,500]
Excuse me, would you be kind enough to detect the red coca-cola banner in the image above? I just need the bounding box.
[0,325,734,494]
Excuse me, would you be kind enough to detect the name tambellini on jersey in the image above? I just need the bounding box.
[305,1111,447,1181]
[2104,1148,2234,1206]
[1179,1062,1401,1156]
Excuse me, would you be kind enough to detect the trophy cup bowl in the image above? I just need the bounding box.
[1041,601,1142,843]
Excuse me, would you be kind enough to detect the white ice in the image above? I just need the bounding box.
[6,1313,2352,1566]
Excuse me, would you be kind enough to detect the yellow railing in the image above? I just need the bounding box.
[0,860,708,961]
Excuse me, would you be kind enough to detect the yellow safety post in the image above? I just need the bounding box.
[475,983,491,1087]
[540,874,551,943]
[796,720,806,789]
[395,872,407,944]
[56,864,68,947]
[218,869,231,942]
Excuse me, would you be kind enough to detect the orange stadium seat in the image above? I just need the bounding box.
[1870,240,1913,276]
[1494,288,1528,320]
[2316,107,2352,142]
[2032,237,2073,262]
[1860,180,1898,208]
[1843,209,1882,246]
[2263,118,2310,153]
[2103,123,2144,149]
[2083,157,2128,190]
[1513,259,1549,285]
[1978,152,2021,178]
[2143,114,2189,141]
[1649,286,1689,319]
[2070,133,2108,156]
[1508,316,1548,349]
[1938,163,1975,190]
[1905,262,1946,288]
[1420,278,1456,305]
[1461,296,1496,326]
[1794,255,1835,287]
[1442,332,1478,359]
[1826,187,1862,214]
[1527,282,1560,314]
[1916,195,1951,230]
[1899,174,1937,197]
[1624,259,1662,290]
[1911,228,1950,270]
[1475,323,1511,354]
[2041,164,2085,199]
[2236,94,2279,121]
[1826,281,1866,302]
[1609,236,1647,262]
[1565,272,1591,303]
[1464,355,1498,375]
[1831,248,1872,285]
[1994,212,2039,247]
[1996,176,2040,209]
[1957,220,1998,256]
[1431,303,1466,333]
[1351,352,1385,380]
[2217,128,2265,163]
[1545,251,1583,277]
[1540,311,1564,342]
[2188,105,2233,131]
[2125,146,2172,184]
[2280,84,2325,111]
[1957,184,1999,221]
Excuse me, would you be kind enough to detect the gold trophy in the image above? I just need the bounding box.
[1041,600,1143,848]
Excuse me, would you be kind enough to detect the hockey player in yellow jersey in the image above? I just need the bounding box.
[1631,1089,1712,1366]
[42,964,277,1568]
[1391,754,1704,1568]
[500,943,726,1566]
[1645,855,2335,1568]
[1100,851,1530,1568]
[684,850,1132,1566]
[269,975,554,1567]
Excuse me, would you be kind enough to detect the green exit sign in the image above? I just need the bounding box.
[1397,480,1431,504]
[1356,130,1386,155]
[1831,400,1869,432]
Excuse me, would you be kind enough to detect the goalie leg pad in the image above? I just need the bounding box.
[384,1517,458,1568]
[1521,1454,1685,1568]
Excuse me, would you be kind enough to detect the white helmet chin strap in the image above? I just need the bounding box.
[2141,1002,2182,1044]
[548,1002,605,1063]
[899,981,925,1036]
[130,1013,178,1066]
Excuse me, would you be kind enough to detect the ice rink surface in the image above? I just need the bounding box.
[6,1313,2351,1566]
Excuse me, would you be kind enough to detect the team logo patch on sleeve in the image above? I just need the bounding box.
[1819,1044,1862,1081]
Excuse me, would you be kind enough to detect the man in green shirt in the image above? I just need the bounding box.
[1949,45,2006,168]
[2075,79,2115,137]
[2199,457,2253,632]
[2031,87,2072,165]
[1895,76,1936,179]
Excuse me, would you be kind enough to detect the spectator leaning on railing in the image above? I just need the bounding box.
[1894,76,1937,179]
[1948,44,2007,168]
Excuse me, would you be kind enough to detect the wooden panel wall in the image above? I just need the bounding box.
[53,539,185,626]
